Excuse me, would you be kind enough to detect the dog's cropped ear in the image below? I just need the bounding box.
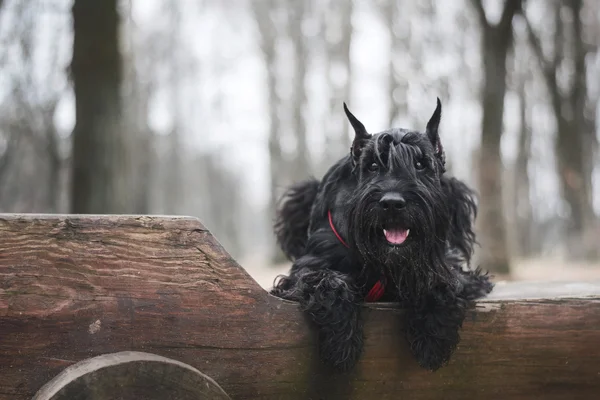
[344,103,371,165]
[426,98,445,170]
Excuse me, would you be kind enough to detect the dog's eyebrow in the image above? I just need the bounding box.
[372,131,425,171]
[388,141,400,170]
[388,140,414,172]
[373,134,391,166]
[400,130,420,144]
[388,141,425,173]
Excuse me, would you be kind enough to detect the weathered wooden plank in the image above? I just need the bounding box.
[1,214,599,400]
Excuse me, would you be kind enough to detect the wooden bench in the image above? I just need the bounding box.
[1,214,599,399]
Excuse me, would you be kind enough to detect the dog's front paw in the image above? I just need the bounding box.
[407,328,458,371]
[318,330,363,372]
[406,300,464,371]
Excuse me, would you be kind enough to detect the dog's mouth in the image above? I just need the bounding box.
[382,227,410,245]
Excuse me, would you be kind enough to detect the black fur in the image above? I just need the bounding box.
[274,179,320,260]
[272,99,493,372]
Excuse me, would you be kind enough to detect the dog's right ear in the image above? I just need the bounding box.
[344,103,371,165]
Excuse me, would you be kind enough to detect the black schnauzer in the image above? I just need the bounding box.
[271,99,493,372]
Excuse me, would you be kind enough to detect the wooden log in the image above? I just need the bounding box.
[32,351,231,400]
[1,214,599,400]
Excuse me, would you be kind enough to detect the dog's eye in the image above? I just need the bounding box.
[415,160,425,170]
[368,162,379,172]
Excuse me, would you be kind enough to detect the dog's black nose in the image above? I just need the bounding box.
[380,192,406,210]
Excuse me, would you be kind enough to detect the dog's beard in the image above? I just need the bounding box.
[348,188,455,300]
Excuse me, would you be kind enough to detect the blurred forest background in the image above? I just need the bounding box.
[0,0,599,287]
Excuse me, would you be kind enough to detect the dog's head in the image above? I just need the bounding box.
[344,100,453,285]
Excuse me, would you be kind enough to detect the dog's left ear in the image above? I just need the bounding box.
[426,98,445,168]
[344,103,371,165]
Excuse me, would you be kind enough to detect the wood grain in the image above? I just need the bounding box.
[1,214,600,400]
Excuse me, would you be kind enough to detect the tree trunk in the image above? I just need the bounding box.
[289,0,311,182]
[163,1,183,215]
[124,69,153,215]
[70,0,127,214]
[324,0,353,163]
[46,124,61,213]
[253,1,286,264]
[0,134,17,192]
[513,79,533,257]
[384,0,409,128]
[560,0,597,260]
[121,0,154,215]
[478,28,511,274]
[525,0,597,260]
[471,0,521,275]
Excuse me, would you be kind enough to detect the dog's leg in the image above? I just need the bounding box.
[405,284,468,371]
[275,265,363,371]
[309,270,363,372]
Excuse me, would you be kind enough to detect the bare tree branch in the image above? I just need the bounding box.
[523,6,565,124]
[568,0,586,106]
[470,0,521,44]
[498,0,522,33]
[469,0,489,30]
[551,2,563,72]
[523,15,556,99]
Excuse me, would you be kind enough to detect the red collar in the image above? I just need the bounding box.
[328,210,349,248]
[366,280,385,302]
[327,209,385,302]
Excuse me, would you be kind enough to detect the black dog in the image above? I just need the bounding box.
[271,99,493,372]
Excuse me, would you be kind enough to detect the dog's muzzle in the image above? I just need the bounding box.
[379,192,410,245]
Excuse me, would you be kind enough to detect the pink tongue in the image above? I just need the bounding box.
[384,229,409,244]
